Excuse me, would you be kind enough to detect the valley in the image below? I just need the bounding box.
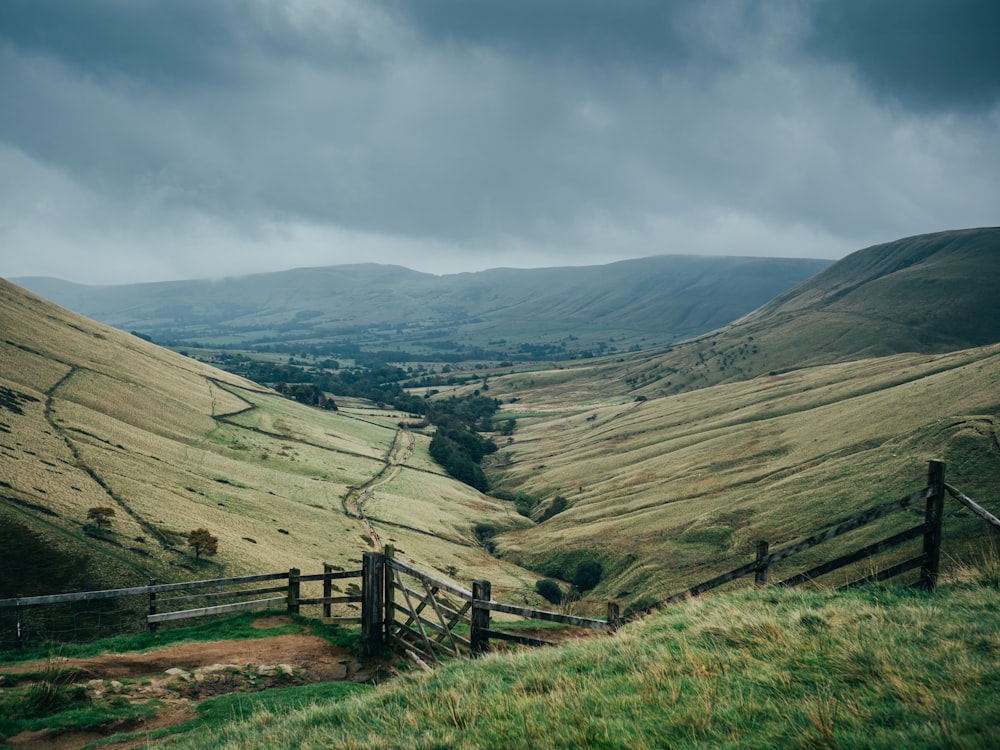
[3,229,1000,619]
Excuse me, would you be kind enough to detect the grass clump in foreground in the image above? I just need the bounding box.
[160,578,1000,750]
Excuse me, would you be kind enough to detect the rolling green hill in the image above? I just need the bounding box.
[0,279,535,601]
[4,228,999,618]
[470,229,1000,609]
[603,227,1000,399]
[14,254,830,357]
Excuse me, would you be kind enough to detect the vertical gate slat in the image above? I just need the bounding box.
[393,567,439,663]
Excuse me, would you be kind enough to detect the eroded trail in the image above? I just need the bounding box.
[343,428,415,551]
[3,617,384,750]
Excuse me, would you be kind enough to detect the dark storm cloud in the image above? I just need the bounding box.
[807,0,1000,112]
[385,0,702,67]
[0,0,996,284]
[0,0,376,87]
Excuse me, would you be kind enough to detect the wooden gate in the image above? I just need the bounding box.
[384,551,476,664]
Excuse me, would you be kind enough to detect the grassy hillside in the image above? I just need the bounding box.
[484,343,1000,610]
[0,279,535,601]
[14,254,830,356]
[590,227,1000,399]
[463,230,1000,611]
[160,571,1000,749]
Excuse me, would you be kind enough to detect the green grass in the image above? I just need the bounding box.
[0,612,369,744]
[92,682,375,749]
[153,571,1000,749]
[0,659,161,738]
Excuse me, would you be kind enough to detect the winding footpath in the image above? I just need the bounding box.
[344,427,415,551]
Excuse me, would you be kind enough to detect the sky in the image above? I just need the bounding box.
[1,0,998,285]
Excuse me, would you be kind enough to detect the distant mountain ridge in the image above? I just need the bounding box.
[617,227,1000,398]
[13,255,832,356]
[738,227,1000,352]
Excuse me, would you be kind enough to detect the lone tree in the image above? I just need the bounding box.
[86,506,116,529]
[187,528,219,559]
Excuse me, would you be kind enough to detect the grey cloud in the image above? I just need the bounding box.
[0,0,997,285]
[806,0,1000,113]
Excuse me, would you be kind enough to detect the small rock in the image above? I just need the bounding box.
[199,663,240,674]
[165,668,193,681]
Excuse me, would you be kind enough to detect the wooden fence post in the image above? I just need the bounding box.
[322,564,333,619]
[15,604,23,649]
[755,541,770,587]
[607,602,621,632]
[383,545,395,645]
[362,551,385,655]
[919,460,946,590]
[471,579,492,657]
[287,568,301,614]
[148,580,158,633]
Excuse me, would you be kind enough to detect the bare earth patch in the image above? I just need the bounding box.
[4,618,379,750]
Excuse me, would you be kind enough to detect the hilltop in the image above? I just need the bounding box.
[609,227,1000,398]
[14,254,830,358]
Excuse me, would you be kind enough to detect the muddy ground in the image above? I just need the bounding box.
[1,616,382,750]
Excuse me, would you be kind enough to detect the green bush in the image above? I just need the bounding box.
[535,579,563,605]
[573,560,603,592]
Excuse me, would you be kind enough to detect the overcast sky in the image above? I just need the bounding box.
[1,0,998,285]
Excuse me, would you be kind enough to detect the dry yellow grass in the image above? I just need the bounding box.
[0,279,541,594]
[487,344,1000,607]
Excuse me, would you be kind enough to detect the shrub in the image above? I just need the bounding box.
[539,495,568,522]
[535,579,563,605]
[574,560,603,592]
[85,506,115,529]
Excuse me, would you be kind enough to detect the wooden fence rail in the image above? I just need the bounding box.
[4,460,993,658]
[1,566,363,648]
[645,459,948,616]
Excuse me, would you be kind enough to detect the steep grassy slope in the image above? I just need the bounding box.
[14,254,830,353]
[487,343,1000,609]
[597,227,1000,399]
[0,279,534,599]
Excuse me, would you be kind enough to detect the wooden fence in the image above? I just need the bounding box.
[643,459,949,615]
[0,566,362,650]
[358,548,617,666]
[3,460,994,657]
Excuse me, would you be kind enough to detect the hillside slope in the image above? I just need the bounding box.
[486,343,1000,608]
[14,255,830,355]
[470,231,1000,608]
[159,582,1000,749]
[740,227,1000,353]
[609,227,1000,398]
[0,279,533,599]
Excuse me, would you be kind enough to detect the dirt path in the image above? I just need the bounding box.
[3,617,383,750]
[344,428,414,551]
